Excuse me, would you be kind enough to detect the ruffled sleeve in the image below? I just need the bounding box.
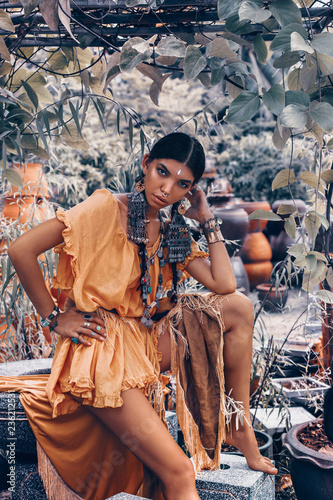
[52,189,137,312]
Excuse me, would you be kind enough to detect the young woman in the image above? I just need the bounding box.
[5,132,277,500]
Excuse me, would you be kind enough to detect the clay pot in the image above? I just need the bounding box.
[256,283,288,311]
[244,261,273,290]
[234,200,271,232]
[231,256,250,294]
[284,419,333,500]
[1,196,48,224]
[5,163,50,199]
[210,205,249,256]
[239,232,272,263]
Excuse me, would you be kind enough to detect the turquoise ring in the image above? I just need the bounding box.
[96,326,101,332]
[71,337,79,344]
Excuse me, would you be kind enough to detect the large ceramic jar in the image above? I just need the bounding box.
[236,201,273,290]
[210,205,249,257]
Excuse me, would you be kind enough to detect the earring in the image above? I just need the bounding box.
[136,176,145,193]
[177,198,187,215]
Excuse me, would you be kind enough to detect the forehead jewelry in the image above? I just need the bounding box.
[177,169,182,176]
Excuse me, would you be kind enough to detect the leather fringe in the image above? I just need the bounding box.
[37,442,84,500]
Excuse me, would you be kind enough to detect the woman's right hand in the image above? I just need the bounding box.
[53,307,107,346]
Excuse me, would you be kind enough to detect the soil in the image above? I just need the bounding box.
[221,435,266,453]
[298,421,333,454]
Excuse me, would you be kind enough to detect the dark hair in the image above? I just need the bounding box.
[148,132,205,184]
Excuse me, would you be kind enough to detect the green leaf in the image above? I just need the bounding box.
[0,10,15,32]
[276,204,297,215]
[312,32,333,58]
[272,120,291,150]
[272,169,296,190]
[197,72,211,88]
[270,24,307,52]
[69,100,81,137]
[210,57,226,86]
[305,254,317,272]
[262,84,285,115]
[299,171,320,189]
[36,118,49,152]
[239,1,271,23]
[287,243,306,258]
[304,212,321,241]
[290,32,314,54]
[326,267,333,289]
[316,213,329,231]
[156,37,186,57]
[287,68,302,91]
[254,33,268,64]
[217,0,242,20]
[321,170,333,184]
[48,50,68,71]
[21,133,38,150]
[225,12,253,35]
[269,0,302,27]
[5,169,24,187]
[309,102,333,133]
[280,104,308,128]
[273,51,301,69]
[315,290,333,304]
[284,216,296,240]
[226,91,260,122]
[183,46,207,80]
[120,37,152,72]
[248,209,281,221]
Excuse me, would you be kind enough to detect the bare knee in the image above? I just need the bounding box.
[163,455,196,493]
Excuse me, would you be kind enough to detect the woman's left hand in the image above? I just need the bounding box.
[184,185,214,224]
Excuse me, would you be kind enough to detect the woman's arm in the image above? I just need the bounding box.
[8,217,106,345]
[183,187,237,295]
[8,217,66,319]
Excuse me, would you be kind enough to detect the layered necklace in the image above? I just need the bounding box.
[127,185,192,327]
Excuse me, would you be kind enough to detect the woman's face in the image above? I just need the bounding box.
[142,155,195,209]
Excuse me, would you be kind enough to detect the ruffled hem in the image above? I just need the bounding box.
[164,249,209,290]
[52,207,78,290]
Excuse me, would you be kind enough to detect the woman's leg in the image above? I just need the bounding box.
[222,291,277,474]
[86,388,200,500]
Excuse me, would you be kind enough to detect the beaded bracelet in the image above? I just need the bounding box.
[40,306,60,328]
[201,217,225,244]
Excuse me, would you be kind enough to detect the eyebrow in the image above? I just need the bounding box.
[158,163,193,185]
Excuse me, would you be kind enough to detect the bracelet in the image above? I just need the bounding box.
[201,217,225,244]
[49,313,60,333]
[40,306,60,328]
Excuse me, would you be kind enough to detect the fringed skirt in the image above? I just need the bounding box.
[0,293,228,500]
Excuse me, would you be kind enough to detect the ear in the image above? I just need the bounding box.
[142,154,150,175]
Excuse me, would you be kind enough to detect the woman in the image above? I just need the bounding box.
[6,132,276,500]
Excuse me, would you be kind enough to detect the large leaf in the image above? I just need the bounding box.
[317,54,333,77]
[300,63,317,91]
[183,46,207,80]
[299,171,320,189]
[210,57,226,86]
[285,90,310,107]
[5,169,24,188]
[273,51,301,69]
[304,211,321,241]
[290,32,314,54]
[269,0,302,27]
[226,75,245,98]
[47,50,68,72]
[0,38,10,62]
[321,170,333,184]
[120,37,152,72]
[58,0,75,40]
[137,63,164,89]
[239,1,271,23]
[280,104,308,128]
[287,67,302,90]
[315,290,333,304]
[262,84,285,115]
[226,91,260,122]
[253,33,268,64]
[39,0,59,30]
[312,32,333,58]
[284,216,296,240]
[149,73,171,106]
[225,12,253,35]
[17,0,39,16]
[208,38,238,61]
[248,209,281,221]
[156,37,186,57]
[270,24,307,52]
[272,169,296,190]
[217,0,242,20]
[309,102,333,133]
[0,10,15,32]
[272,119,291,150]
[21,81,39,110]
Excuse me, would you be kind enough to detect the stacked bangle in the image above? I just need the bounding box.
[40,306,60,328]
[201,217,225,244]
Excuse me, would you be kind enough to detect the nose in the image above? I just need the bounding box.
[161,180,173,196]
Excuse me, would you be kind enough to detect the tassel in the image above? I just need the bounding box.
[166,214,192,264]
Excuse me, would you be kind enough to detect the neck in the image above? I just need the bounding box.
[147,205,160,220]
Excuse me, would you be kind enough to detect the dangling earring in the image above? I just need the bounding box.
[177,198,187,215]
[136,176,145,193]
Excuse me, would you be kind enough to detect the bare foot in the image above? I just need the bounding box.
[225,421,278,475]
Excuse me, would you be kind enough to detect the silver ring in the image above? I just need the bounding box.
[161,192,168,198]
[83,314,92,320]
[84,322,91,328]
[91,332,95,337]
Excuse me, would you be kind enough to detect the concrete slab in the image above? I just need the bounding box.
[250,406,316,436]
[196,453,275,500]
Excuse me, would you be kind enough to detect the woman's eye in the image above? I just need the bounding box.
[179,182,188,189]
[157,168,166,176]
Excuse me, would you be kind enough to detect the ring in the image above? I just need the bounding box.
[91,332,95,337]
[84,322,91,327]
[96,326,101,331]
[71,337,79,344]
[83,314,92,320]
